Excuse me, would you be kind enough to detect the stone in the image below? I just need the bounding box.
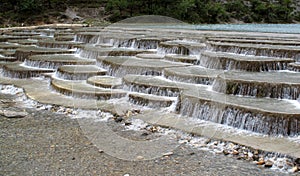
[163,152,174,157]
[136,156,144,160]
[124,120,132,126]
[295,158,300,165]
[0,109,28,118]
[247,152,253,158]
[292,166,299,173]
[223,150,230,155]
[232,150,239,155]
[264,160,273,168]
[253,155,259,161]
[256,159,265,165]
[126,110,133,118]
[114,117,124,123]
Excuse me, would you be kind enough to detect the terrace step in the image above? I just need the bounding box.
[15,46,74,61]
[158,40,206,55]
[128,92,175,108]
[24,54,95,69]
[208,37,300,46]
[164,54,199,64]
[179,85,300,136]
[79,45,154,59]
[7,39,38,45]
[164,66,223,85]
[208,41,300,60]
[98,56,190,77]
[123,74,188,97]
[0,56,17,62]
[87,76,122,89]
[136,53,164,60]
[1,62,54,78]
[200,51,294,71]
[51,78,127,100]
[56,65,107,80]
[212,71,300,100]
[37,40,84,49]
[288,62,300,72]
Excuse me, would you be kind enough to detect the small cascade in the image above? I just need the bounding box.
[75,33,98,43]
[39,29,55,37]
[208,42,300,59]
[128,93,175,108]
[98,60,162,77]
[199,52,292,71]
[55,65,106,80]
[1,62,54,79]
[158,43,190,55]
[179,97,300,136]
[212,72,300,100]
[123,83,179,97]
[37,41,81,49]
[133,38,161,49]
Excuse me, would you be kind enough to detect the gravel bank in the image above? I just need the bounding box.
[0,92,291,176]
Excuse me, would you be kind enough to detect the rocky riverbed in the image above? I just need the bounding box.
[0,85,299,175]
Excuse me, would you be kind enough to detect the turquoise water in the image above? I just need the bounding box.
[141,23,300,34]
[193,24,300,34]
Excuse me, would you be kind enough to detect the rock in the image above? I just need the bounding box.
[0,109,28,118]
[247,152,253,158]
[295,158,300,165]
[124,120,132,126]
[149,126,158,133]
[124,174,130,176]
[232,150,239,155]
[133,109,141,114]
[136,156,144,160]
[141,132,149,136]
[254,150,259,155]
[264,160,273,168]
[126,110,133,118]
[256,158,265,165]
[163,152,174,157]
[253,155,259,161]
[189,152,195,155]
[114,116,123,123]
[292,166,299,173]
[223,150,230,155]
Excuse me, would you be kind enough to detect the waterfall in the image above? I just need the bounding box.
[179,97,300,136]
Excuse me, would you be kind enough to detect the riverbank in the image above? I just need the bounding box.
[0,90,292,175]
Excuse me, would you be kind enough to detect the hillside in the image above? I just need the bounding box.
[0,0,300,27]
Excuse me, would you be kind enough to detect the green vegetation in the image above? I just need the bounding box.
[0,0,299,27]
[105,0,298,23]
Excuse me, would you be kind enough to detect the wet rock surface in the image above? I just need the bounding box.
[0,93,293,175]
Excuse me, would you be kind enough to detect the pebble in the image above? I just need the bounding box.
[223,150,230,155]
[163,152,174,157]
[292,166,299,173]
[124,120,132,126]
[264,160,273,168]
[114,117,123,123]
[247,152,253,158]
[256,160,265,165]
[126,110,133,118]
[232,150,239,155]
[136,156,144,160]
